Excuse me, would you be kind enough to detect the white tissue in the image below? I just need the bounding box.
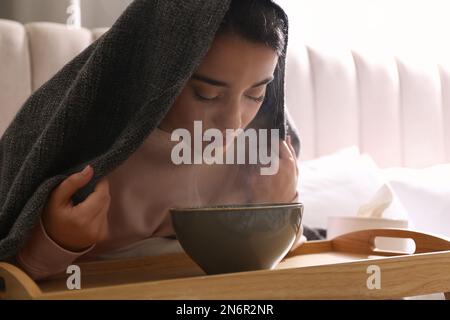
[356,184,393,218]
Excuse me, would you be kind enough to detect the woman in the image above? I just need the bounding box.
[1,0,305,280]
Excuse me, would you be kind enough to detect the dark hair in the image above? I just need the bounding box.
[217,0,287,56]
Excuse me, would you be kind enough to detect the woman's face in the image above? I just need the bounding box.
[158,33,279,136]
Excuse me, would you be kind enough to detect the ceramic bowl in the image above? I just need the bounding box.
[170,202,303,274]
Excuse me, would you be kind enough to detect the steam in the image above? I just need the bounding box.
[170,122,281,208]
[67,0,81,29]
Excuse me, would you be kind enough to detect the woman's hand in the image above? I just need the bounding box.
[41,165,111,252]
[244,135,299,203]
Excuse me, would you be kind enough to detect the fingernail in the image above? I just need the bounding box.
[81,165,91,176]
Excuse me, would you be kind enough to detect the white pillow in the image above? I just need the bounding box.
[381,165,450,237]
[298,147,410,229]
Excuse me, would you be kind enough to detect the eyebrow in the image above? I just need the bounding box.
[191,73,274,88]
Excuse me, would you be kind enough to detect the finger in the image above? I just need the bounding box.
[73,177,111,218]
[84,177,110,213]
[278,138,298,181]
[278,139,291,160]
[287,136,296,158]
[53,165,93,205]
[290,149,299,179]
[286,136,299,177]
[95,176,110,195]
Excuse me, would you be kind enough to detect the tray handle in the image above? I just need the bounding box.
[0,262,41,300]
[332,228,450,256]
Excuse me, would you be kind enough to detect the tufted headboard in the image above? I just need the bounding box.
[285,46,450,168]
[1,19,449,168]
[0,20,107,138]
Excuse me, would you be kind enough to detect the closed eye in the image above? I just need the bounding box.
[194,91,219,101]
[247,95,265,103]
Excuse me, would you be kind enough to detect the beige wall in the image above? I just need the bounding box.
[0,0,132,28]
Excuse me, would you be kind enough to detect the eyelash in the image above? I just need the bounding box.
[194,92,217,102]
[249,95,265,103]
[194,91,265,103]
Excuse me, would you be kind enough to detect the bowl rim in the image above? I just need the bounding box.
[170,202,303,213]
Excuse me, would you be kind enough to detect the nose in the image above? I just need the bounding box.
[215,100,242,130]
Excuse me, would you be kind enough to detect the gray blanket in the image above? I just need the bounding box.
[0,0,301,260]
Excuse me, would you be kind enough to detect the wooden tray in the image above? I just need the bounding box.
[1,228,450,300]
